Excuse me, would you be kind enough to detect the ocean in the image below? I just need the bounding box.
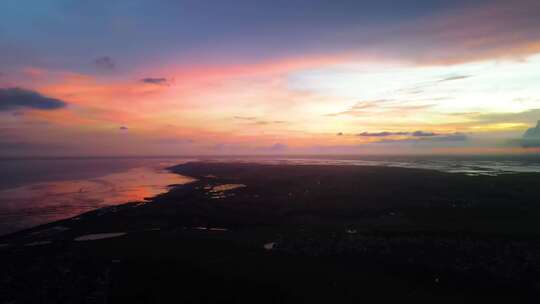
[1,155,540,235]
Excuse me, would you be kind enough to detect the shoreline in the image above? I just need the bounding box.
[0,162,445,238]
[4,161,540,239]
[0,160,192,236]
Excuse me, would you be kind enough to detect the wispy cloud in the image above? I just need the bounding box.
[327,99,433,117]
[358,131,409,137]
[438,75,472,82]
[233,116,258,121]
[358,130,444,138]
[233,116,287,126]
[374,132,468,144]
[455,109,540,129]
[140,78,171,86]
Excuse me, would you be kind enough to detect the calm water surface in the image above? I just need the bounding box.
[0,158,194,235]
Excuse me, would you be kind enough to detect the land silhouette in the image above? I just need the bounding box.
[1,162,540,303]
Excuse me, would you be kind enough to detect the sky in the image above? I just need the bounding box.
[1,0,540,156]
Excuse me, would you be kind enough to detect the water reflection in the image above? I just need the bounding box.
[0,165,194,235]
[197,156,540,176]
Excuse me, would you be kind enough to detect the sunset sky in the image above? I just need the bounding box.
[1,0,540,156]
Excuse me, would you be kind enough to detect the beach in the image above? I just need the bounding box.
[1,162,540,303]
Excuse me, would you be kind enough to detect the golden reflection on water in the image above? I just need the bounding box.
[0,166,194,234]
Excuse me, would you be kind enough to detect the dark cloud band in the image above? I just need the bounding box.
[140,78,170,86]
[358,130,438,137]
[358,131,409,137]
[0,88,67,111]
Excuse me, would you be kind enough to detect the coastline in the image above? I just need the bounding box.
[0,159,192,236]
[2,162,540,302]
[6,160,540,236]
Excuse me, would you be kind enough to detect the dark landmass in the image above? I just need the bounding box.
[2,162,540,303]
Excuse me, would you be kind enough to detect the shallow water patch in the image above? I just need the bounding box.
[74,232,126,241]
[209,227,228,232]
[209,184,246,192]
[207,183,246,199]
[193,227,229,232]
[264,242,276,250]
[25,241,52,246]
[30,226,70,236]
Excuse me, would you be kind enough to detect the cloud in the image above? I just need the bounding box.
[119,126,128,131]
[358,131,409,137]
[0,88,67,111]
[327,99,433,117]
[1,0,539,75]
[464,109,540,125]
[358,130,437,137]
[412,130,437,137]
[94,56,115,70]
[233,116,287,126]
[523,121,540,138]
[234,116,258,121]
[140,78,171,86]
[373,132,468,144]
[522,120,540,147]
[325,100,391,116]
[428,133,468,142]
[383,0,540,65]
[438,75,472,82]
